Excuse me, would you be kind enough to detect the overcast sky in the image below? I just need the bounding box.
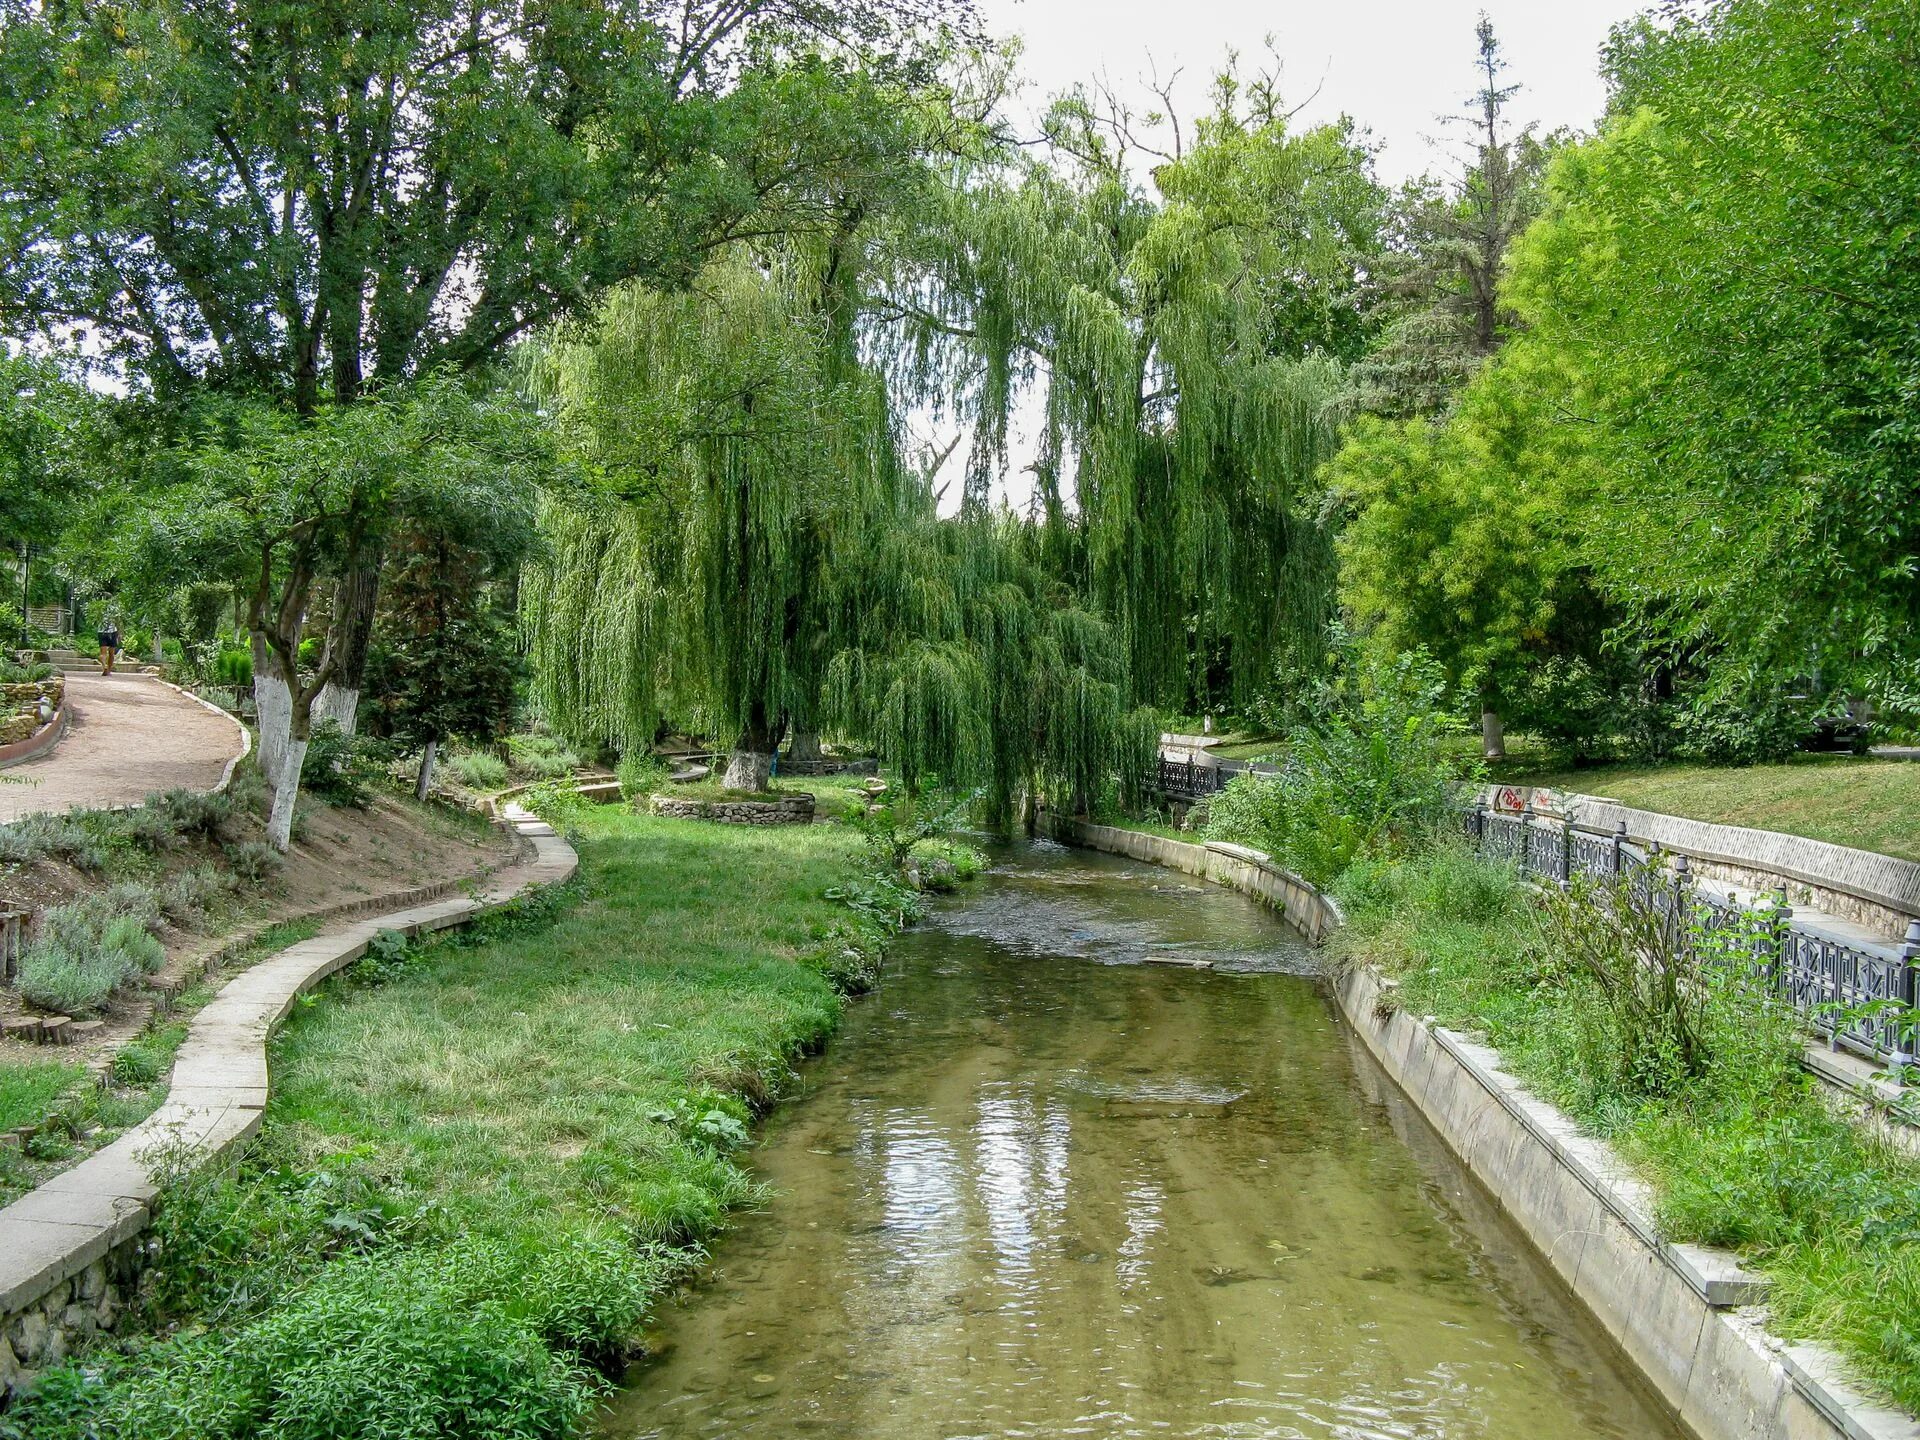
[925,0,1653,511]
[975,0,1653,184]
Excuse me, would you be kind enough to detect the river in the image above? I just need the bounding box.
[601,838,1683,1439]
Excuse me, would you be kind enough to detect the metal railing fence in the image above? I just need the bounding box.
[1463,804,1920,1067]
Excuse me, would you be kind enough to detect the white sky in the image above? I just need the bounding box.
[926,0,1652,511]
[976,0,1651,184]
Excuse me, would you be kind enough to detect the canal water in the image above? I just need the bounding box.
[602,839,1683,1440]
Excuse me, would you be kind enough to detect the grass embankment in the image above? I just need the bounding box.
[12,805,916,1440]
[1495,753,1920,863]
[1333,845,1920,1413]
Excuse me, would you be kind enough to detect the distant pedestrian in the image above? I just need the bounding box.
[97,619,120,676]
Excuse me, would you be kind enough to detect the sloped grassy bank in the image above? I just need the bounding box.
[1329,845,1920,1415]
[6,804,919,1440]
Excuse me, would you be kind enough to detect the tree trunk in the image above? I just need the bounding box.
[266,737,308,850]
[786,728,824,765]
[724,706,776,792]
[414,737,438,802]
[315,561,381,737]
[253,632,293,789]
[1481,706,1506,761]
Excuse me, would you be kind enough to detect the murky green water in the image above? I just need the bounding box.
[602,840,1682,1440]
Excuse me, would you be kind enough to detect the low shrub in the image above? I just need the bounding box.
[614,751,669,800]
[224,840,283,883]
[0,811,108,871]
[300,721,390,809]
[506,731,580,781]
[150,787,234,840]
[448,749,510,792]
[156,867,238,925]
[1206,651,1478,886]
[17,895,168,1015]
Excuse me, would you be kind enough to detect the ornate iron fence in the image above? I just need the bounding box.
[1463,804,1920,1066]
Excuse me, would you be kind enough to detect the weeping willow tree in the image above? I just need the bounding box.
[871,65,1385,713]
[821,507,1159,817]
[524,249,908,788]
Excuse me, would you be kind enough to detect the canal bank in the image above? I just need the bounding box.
[1042,814,1920,1440]
[604,838,1683,1439]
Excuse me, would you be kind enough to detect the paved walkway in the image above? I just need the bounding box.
[0,673,247,821]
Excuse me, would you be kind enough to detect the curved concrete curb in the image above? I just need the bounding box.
[0,802,575,1360]
[1045,812,1919,1440]
[0,708,65,771]
[149,675,251,795]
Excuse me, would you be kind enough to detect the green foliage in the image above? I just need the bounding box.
[16,891,168,1015]
[9,806,903,1437]
[505,732,582,782]
[223,840,283,884]
[614,752,670,801]
[844,785,978,874]
[0,811,108,871]
[299,722,391,809]
[1337,842,1920,1410]
[446,749,511,792]
[1205,651,1478,885]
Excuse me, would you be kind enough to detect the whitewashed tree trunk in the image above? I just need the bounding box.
[266,737,308,850]
[1481,707,1506,761]
[312,682,360,738]
[723,749,773,792]
[414,738,438,802]
[786,729,823,764]
[255,665,294,790]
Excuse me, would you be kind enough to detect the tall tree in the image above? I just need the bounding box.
[0,0,974,725]
[875,62,1386,714]
[126,376,549,847]
[1350,17,1555,420]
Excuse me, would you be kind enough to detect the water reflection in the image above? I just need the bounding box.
[601,840,1682,1440]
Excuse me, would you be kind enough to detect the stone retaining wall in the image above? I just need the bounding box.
[0,805,577,1396]
[1049,813,1918,1440]
[649,792,815,826]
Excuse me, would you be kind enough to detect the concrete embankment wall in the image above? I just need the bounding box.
[1042,812,1919,1440]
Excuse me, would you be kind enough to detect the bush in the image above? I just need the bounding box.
[224,840,282,883]
[14,1230,664,1440]
[0,812,108,871]
[150,788,234,840]
[16,890,169,1014]
[505,731,580,781]
[613,751,668,800]
[448,749,510,792]
[300,721,390,809]
[1206,651,1477,886]
[157,867,238,925]
[213,645,252,689]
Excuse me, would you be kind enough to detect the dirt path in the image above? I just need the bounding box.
[0,672,247,821]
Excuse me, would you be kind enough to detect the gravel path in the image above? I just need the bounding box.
[0,672,247,821]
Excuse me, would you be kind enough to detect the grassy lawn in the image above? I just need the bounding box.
[17,806,914,1440]
[1497,753,1920,861]
[0,1059,84,1132]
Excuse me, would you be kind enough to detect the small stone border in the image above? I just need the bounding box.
[0,803,576,1388]
[649,791,815,826]
[0,708,66,771]
[1043,811,1920,1440]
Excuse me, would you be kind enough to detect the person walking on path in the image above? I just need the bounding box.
[97,618,120,676]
